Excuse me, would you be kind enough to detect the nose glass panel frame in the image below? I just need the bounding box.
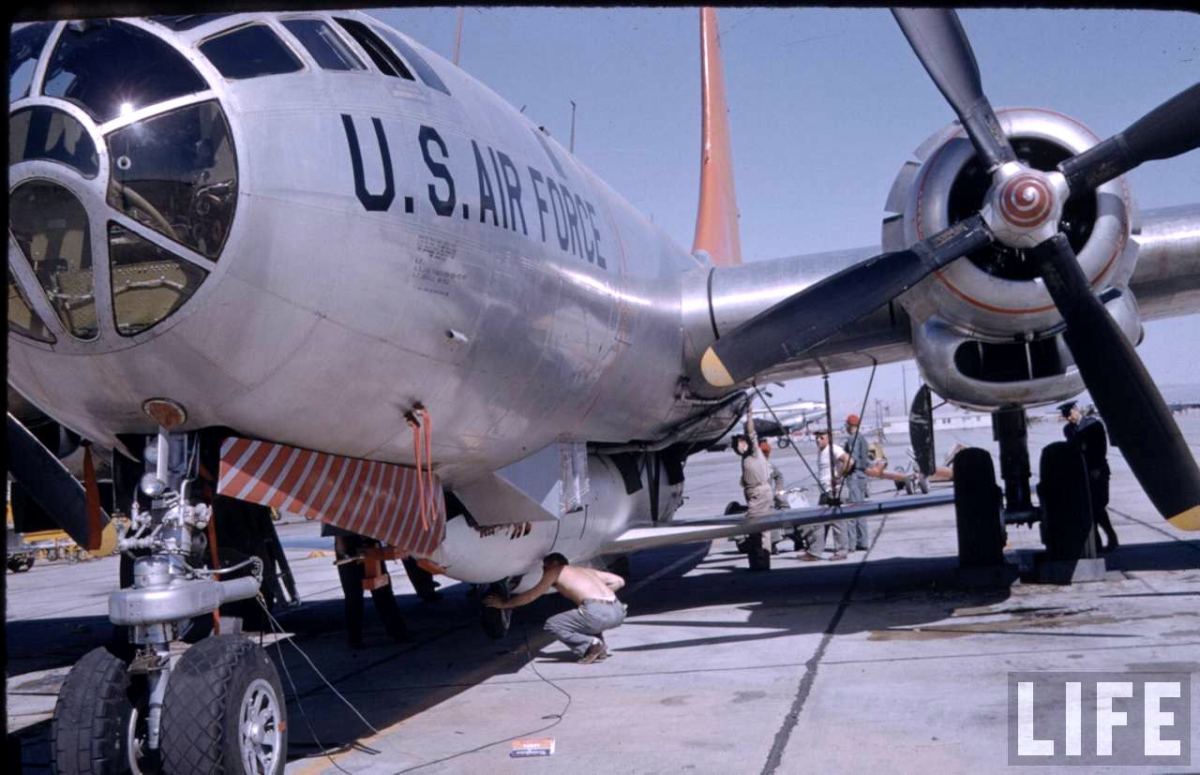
[108,221,209,337]
[8,18,235,351]
[42,20,208,123]
[8,266,56,343]
[10,105,100,177]
[10,179,99,340]
[106,100,238,260]
[10,22,56,102]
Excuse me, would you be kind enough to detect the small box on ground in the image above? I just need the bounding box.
[510,737,556,758]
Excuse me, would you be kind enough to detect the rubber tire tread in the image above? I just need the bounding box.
[481,598,512,640]
[51,647,130,775]
[1037,441,1096,561]
[160,635,285,775]
[952,447,1005,567]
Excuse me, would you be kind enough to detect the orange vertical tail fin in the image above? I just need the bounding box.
[692,7,742,267]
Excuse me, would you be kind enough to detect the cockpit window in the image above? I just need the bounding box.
[374,26,450,95]
[200,24,303,81]
[43,21,207,123]
[8,269,56,343]
[10,180,98,340]
[282,19,364,71]
[10,107,99,178]
[150,14,234,32]
[10,22,54,102]
[108,222,208,336]
[334,18,414,80]
[106,100,237,260]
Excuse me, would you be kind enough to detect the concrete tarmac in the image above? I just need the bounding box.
[7,415,1200,773]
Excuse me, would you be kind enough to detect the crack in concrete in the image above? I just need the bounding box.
[761,515,886,775]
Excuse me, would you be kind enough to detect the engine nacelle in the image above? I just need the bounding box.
[429,454,682,587]
[883,108,1141,409]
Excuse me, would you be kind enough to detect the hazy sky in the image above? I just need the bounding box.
[374,7,1200,418]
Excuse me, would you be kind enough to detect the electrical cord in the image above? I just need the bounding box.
[258,598,380,736]
[257,597,356,774]
[395,618,573,773]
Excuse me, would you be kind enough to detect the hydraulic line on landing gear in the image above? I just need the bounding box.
[103,427,265,765]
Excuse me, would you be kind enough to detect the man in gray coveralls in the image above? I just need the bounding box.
[842,413,872,551]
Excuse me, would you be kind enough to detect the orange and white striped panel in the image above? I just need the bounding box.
[217,437,445,556]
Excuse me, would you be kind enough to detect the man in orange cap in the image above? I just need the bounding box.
[842,413,871,551]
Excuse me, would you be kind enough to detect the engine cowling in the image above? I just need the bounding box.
[883,108,1142,409]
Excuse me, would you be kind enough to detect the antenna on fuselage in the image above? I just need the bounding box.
[569,100,577,153]
[452,7,464,65]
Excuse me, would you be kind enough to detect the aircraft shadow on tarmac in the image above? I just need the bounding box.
[9,536,1198,770]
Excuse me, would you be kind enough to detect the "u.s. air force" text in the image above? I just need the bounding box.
[342,115,606,270]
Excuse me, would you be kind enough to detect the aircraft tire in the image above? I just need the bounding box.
[161,636,286,775]
[51,647,139,775]
[952,447,1005,567]
[1036,442,1096,562]
[481,604,512,640]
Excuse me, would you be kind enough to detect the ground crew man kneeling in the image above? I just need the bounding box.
[483,553,626,663]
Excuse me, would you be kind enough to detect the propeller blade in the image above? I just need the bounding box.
[892,8,1016,170]
[701,215,992,388]
[1058,82,1200,197]
[1030,235,1200,529]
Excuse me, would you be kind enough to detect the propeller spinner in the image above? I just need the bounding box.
[701,9,1200,528]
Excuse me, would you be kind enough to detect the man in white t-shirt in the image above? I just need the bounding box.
[799,430,850,561]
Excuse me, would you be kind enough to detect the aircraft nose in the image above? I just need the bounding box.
[9,19,236,347]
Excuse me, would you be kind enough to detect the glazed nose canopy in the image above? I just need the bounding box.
[9,181,99,340]
[8,20,238,343]
[9,106,99,177]
[106,101,237,260]
[8,268,56,343]
[42,20,206,123]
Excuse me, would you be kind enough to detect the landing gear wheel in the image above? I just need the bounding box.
[52,646,148,774]
[745,534,771,571]
[480,583,512,640]
[122,676,156,775]
[160,636,286,775]
[1036,441,1096,561]
[481,606,512,640]
[952,447,1005,567]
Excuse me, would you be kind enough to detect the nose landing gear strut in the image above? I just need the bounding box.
[52,428,287,774]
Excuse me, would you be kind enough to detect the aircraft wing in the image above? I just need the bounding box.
[600,491,954,554]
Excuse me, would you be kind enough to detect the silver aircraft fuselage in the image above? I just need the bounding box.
[9,12,707,483]
[10,11,1200,491]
